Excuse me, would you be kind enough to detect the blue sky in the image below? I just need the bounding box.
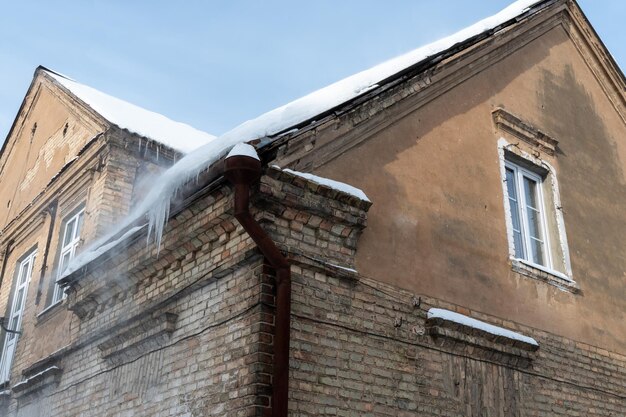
[0,1,624,143]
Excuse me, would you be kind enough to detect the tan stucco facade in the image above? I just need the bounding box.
[309,22,625,351]
[0,76,105,230]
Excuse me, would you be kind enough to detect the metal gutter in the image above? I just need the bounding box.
[224,154,291,417]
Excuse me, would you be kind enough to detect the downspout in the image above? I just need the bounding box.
[36,200,58,305]
[223,153,291,417]
[0,239,15,290]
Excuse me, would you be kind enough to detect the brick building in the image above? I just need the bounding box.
[0,0,624,416]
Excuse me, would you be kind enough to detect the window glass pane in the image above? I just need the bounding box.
[75,211,85,240]
[526,209,546,265]
[523,176,538,209]
[53,285,62,303]
[13,288,24,312]
[506,168,517,200]
[7,320,16,340]
[64,219,76,247]
[530,238,545,266]
[506,168,524,258]
[19,261,29,284]
[522,175,547,265]
[526,207,542,240]
[508,199,522,232]
[9,316,18,334]
[59,251,71,276]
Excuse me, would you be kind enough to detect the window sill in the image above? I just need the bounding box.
[36,300,65,324]
[511,258,580,294]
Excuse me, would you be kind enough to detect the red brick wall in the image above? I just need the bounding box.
[1,167,623,416]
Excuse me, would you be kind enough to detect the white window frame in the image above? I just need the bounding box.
[0,250,37,383]
[504,161,552,269]
[51,208,84,305]
[498,138,575,286]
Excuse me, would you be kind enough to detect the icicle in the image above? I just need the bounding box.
[146,195,170,257]
[62,136,256,280]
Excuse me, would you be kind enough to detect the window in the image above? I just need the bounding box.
[504,161,550,267]
[0,250,36,383]
[499,147,576,291]
[494,110,575,291]
[51,208,84,305]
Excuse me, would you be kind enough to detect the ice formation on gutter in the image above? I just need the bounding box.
[62,0,544,280]
[44,69,216,153]
[428,308,538,346]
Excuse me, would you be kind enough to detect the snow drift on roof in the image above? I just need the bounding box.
[203,0,544,143]
[44,69,216,153]
[63,0,544,278]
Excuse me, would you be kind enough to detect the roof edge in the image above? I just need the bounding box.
[259,0,557,143]
[0,67,53,171]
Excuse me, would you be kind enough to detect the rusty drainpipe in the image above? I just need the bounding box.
[35,200,58,305]
[223,153,291,417]
[0,239,15,290]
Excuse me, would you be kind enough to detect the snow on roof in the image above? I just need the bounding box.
[428,308,538,346]
[43,69,216,153]
[62,0,545,279]
[202,0,544,143]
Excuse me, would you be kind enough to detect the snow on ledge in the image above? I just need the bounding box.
[12,366,61,392]
[427,308,538,347]
[226,143,259,160]
[279,167,370,202]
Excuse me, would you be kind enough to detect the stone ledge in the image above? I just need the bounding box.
[288,250,359,281]
[426,310,538,365]
[98,312,178,365]
[0,389,10,401]
[22,346,70,379]
[265,166,372,212]
[492,107,558,156]
[12,366,62,397]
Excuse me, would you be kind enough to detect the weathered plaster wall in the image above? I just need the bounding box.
[0,79,103,230]
[316,26,626,351]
